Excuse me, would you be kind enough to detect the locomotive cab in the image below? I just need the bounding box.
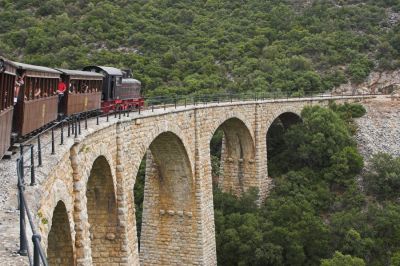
[82,66,122,101]
[83,65,143,112]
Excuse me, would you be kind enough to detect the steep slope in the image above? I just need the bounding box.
[356,96,400,160]
[1,0,400,96]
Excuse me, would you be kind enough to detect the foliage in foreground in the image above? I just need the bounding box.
[321,251,365,266]
[364,153,400,201]
[214,104,400,266]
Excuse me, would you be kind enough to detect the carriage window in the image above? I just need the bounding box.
[50,79,53,96]
[43,78,48,97]
[77,80,81,93]
[26,77,32,100]
[39,78,43,97]
[70,81,77,93]
[14,72,24,102]
[0,73,4,111]
[1,74,5,110]
[9,75,14,108]
[35,78,41,98]
[52,78,57,95]
[3,74,8,109]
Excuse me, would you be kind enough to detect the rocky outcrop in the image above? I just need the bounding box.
[335,70,400,95]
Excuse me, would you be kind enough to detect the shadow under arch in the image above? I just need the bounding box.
[47,200,74,266]
[266,112,302,177]
[86,155,120,264]
[138,131,197,265]
[210,117,256,196]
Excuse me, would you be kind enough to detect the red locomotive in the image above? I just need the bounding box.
[0,59,144,159]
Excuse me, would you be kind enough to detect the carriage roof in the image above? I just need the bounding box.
[56,68,104,81]
[12,61,61,78]
[83,66,123,76]
[0,57,17,75]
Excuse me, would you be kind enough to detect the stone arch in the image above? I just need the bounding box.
[271,112,302,130]
[77,138,118,193]
[211,117,256,196]
[86,155,121,264]
[38,177,75,263]
[71,130,120,265]
[128,119,196,178]
[265,107,302,133]
[122,119,197,264]
[148,132,194,209]
[138,131,197,265]
[207,112,255,145]
[47,200,75,266]
[266,111,302,178]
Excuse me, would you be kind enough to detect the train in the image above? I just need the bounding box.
[0,56,144,159]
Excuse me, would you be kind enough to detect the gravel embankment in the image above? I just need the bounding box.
[355,96,400,162]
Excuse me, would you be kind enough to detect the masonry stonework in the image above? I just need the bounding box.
[32,97,364,265]
[47,201,74,265]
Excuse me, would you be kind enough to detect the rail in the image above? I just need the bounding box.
[14,90,375,264]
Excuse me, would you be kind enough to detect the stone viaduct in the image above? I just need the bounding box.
[31,96,365,265]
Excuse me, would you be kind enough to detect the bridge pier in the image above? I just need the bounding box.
[139,152,200,265]
[214,118,257,197]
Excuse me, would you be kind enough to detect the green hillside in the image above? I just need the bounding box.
[1,0,400,96]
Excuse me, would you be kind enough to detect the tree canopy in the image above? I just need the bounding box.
[1,0,400,97]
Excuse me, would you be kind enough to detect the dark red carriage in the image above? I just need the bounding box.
[0,57,17,158]
[56,69,103,116]
[12,62,60,137]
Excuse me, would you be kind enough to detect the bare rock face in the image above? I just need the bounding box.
[391,89,400,100]
[355,96,400,162]
[335,70,400,95]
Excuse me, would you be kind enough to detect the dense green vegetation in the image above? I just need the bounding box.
[1,0,400,96]
[134,158,146,243]
[213,104,400,266]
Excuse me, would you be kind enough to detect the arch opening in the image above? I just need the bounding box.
[267,112,302,177]
[47,201,74,266]
[86,156,120,264]
[137,132,196,265]
[133,155,146,250]
[210,117,256,196]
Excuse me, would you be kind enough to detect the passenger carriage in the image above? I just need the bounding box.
[0,57,17,158]
[56,69,103,116]
[12,62,61,137]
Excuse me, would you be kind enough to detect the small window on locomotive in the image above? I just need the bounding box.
[117,77,122,85]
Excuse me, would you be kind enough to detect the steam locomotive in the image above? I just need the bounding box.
[0,57,144,158]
